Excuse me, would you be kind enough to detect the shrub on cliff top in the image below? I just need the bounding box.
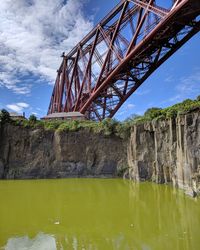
[115,121,131,139]
[43,120,62,130]
[55,118,126,137]
[4,96,200,136]
[0,109,11,123]
[57,120,81,132]
[144,107,163,119]
[101,118,119,135]
[126,97,200,125]
[29,114,37,122]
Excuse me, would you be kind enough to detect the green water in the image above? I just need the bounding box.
[0,179,200,250]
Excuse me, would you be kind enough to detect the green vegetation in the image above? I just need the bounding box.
[29,114,37,122]
[0,109,11,124]
[9,118,130,138]
[0,96,199,138]
[126,96,200,125]
[144,107,163,119]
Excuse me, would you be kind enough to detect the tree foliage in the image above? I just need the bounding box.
[121,96,200,125]
[0,109,10,123]
[196,95,200,102]
[1,96,199,137]
[144,107,163,119]
[29,114,37,122]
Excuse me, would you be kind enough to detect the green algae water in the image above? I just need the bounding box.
[0,179,200,250]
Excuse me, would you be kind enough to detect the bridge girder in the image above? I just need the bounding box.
[48,0,200,121]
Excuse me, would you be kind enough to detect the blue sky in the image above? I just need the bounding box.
[0,0,199,120]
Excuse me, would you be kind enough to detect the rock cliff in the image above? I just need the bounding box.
[0,124,127,179]
[0,110,199,196]
[128,110,200,196]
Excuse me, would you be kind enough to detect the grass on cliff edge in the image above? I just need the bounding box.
[0,96,200,139]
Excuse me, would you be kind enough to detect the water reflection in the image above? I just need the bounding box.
[127,181,198,250]
[4,233,56,250]
[0,179,200,250]
[3,233,151,250]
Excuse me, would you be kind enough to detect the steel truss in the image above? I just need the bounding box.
[48,0,200,120]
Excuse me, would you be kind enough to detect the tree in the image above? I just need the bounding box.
[181,99,193,105]
[0,109,10,123]
[144,107,162,120]
[29,114,37,122]
[196,95,200,102]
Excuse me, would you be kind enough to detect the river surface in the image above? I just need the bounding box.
[0,179,200,250]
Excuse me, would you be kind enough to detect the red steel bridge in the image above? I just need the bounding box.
[48,0,200,121]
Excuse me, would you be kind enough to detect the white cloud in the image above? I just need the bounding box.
[6,102,30,113]
[118,111,126,116]
[127,104,135,109]
[17,103,29,108]
[0,0,93,94]
[170,71,200,102]
[177,72,200,94]
[134,89,150,96]
[116,103,136,119]
[168,94,181,102]
[164,75,174,83]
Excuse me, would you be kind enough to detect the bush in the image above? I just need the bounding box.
[57,120,80,132]
[29,114,37,122]
[164,107,178,119]
[101,118,119,135]
[144,107,163,120]
[115,122,131,139]
[126,97,200,125]
[0,109,10,123]
[4,96,200,136]
[43,120,61,130]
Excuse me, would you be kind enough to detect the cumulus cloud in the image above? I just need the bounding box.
[6,102,30,112]
[169,71,200,102]
[127,104,135,109]
[0,0,93,94]
[177,72,200,95]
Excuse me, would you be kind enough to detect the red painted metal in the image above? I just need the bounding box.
[48,0,200,120]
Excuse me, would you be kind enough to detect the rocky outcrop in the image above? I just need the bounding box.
[0,124,127,179]
[0,110,199,196]
[128,110,200,197]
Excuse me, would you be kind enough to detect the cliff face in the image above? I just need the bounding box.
[128,110,200,196]
[0,124,127,179]
[0,110,199,196]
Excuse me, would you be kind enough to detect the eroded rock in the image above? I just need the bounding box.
[128,110,200,196]
[0,124,127,179]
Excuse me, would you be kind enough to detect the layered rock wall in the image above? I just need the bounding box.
[128,110,200,196]
[0,124,127,179]
[0,110,199,195]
